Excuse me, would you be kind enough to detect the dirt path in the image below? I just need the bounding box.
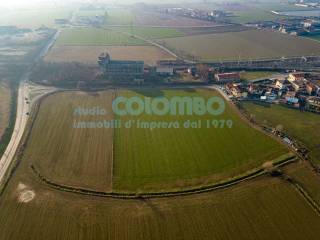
[105,27,195,64]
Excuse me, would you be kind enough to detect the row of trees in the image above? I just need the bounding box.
[30,62,99,86]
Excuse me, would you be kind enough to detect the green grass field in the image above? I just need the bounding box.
[1,89,320,240]
[0,84,11,142]
[110,26,185,39]
[161,29,320,61]
[113,89,288,192]
[76,10,106,17]
[23,91,114,192]
[241,102,320,164]
[240,71,276,81]
[56,28,146,46]
[105,9,136,25]
[284,161,320,205]
[8,89,288,193]
[1,168,320,239]
[0,8,71,29]
[229,10,282,24]
[306,34,320,42]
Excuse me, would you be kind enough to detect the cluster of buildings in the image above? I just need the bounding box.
[224,72,320,113]
[98,53,178,84]
[162,8,227,22]
[97,54,320,115]
[250,17,320,36]
[290,0,320,8]
[0,26,31,35]
[73,15,105,27]
[98,53,144,79]
[55,16,105,27]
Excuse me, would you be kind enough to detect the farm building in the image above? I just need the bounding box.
[156,66,174,76]
[98,53,144,78]
[214,72,240,83]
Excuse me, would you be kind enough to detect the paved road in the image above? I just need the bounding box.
[206,85,231,102]
[0,31,60,185]
[0,78,29,183]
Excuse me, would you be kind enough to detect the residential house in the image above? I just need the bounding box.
[288,72,306,82]
[307,97,320,113]
[306,82,319,96]
[227,84,247,98]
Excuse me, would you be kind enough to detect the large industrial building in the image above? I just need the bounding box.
[98,53,144,79]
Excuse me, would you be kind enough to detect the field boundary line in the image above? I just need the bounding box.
[30,156,297,199]
[0,91,53,196]
[234,100,300,158]
[110,89,117,190]
[282,174,320,216]
[2,87,298,198]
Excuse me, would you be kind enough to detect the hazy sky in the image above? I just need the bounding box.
[0,0,89,7]
[0,0,55,7]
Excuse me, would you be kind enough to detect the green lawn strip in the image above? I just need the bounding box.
[109,26,185,39]
[56,28,146,46]
[241,102,320,165]
[113,89,289,192]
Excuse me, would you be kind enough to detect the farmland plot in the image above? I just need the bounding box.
[0,84,11,141]
[161,30,320,61]
[45,45,176,66]
[113,89,288,192]
[241,102,320,164]
[23,91,115,192]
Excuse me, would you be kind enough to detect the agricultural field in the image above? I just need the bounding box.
[1,163,320,239]
[0,8,71,29]
[45,45,176,66]
[228,10,285,24]
[110,26,185,39]
[0,84,11,141]
[240,71,277,81]
[56,28,146,46]
[7,89,288,193]
[24,91,115,192]
[76,9,106,17]
[113,89,288,192]
[134,10,220,27]
[177,25,251,36]
[161,29,320,61]
[240,102,320,164]
[284,161,320,205]
[1,88,319,239]
[104,9,136,25]
[306,34,320,42]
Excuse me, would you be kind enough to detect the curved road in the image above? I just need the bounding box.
[0,31,60,185]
